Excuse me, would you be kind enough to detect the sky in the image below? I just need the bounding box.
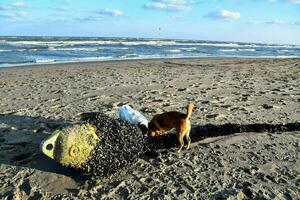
[0,0,299,44]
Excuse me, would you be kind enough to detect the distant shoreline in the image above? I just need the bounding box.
[1,56,300,69]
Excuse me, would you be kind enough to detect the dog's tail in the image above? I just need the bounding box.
[185,102,194,119]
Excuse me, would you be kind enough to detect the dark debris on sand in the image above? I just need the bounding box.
[80,112,152,178]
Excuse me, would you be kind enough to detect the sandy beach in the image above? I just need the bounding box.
[0,58,299,199]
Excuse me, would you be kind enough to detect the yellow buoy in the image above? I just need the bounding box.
[40,124,99,169]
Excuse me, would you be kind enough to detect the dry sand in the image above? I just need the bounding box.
[0,58,299,199]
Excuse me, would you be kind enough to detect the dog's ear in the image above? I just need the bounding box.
[138,124,148,135]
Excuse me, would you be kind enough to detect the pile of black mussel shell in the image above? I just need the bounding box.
[81,112,153,177]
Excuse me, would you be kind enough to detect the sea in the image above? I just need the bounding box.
[0,36,299,67]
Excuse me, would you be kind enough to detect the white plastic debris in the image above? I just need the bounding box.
[118,105,148,128]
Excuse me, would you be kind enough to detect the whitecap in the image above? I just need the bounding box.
[35,59,56,63]
[54,47,99,51]
[219,49,237,52]
[166,49,181,53]
[0,49,11,52]
[179,47,197,51]
[237,49,256,52]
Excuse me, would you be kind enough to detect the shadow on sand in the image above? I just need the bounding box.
[0,114,84,181]
[150,122,300,150]
[1,113,299,178]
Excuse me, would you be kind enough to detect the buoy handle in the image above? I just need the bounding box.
[40,131,60,159]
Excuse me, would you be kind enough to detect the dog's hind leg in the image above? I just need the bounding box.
[184,123,191,150]
[177,128,185,153]
[177,136,184,153]
[185,130,191,149]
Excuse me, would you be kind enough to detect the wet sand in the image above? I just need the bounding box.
[0,58,299,199]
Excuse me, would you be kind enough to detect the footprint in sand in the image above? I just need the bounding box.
[261,104,273,109]
[206,114,218,119]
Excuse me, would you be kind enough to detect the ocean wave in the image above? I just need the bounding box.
[179,47,197,51]
[5,40,177,47]
[53,47,99,51]
[5,40,300,49]
[219,48,256,52]
[0,60,35,67]
[6,40,116,47]
[35,59,56,63]
[166,49,181,53]
[73,56,113,61]
[194,43,296,49]
[277,49,294,52]
[0,60,33,65]
[0,49,11,52]
[1,36,300,68]
[177,42,300,49]
[117,54,137,58]
[238,49,256,52]
[34,56,114,64]
[120,41,176,46]
[108,47,130,50]
[136,54,162,59]
[243,44,299,49]
[3,40,253,48]
[219,49,237,52]
[13,47,101,52]
[273,55,299,58]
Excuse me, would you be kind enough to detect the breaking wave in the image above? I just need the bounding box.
[0,36,299,67]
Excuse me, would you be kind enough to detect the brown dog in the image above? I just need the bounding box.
[148,103,194,152]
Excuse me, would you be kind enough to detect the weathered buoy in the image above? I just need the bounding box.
[41,112,150,177]
[41,124,99,169]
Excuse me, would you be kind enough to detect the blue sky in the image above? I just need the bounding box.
[0,0,299,44]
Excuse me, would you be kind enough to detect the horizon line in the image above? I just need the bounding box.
[0,35,299,46]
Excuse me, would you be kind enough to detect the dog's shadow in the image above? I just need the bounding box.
[150,122,300,150]
[0,114,84,181]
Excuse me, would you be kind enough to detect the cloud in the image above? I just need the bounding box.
[269,0,300,3]
[63,0,73,5]
[71,8,123,22]
[50,0,72,12]
[266,19,286,25]
[73,15,102,22]
[265,19,300,26]
[246,19,300,26]
[98,8,123,17]
[51,5,70,12]
[204,10,241,21]
[0,12,16,18]
[17,10,28,16]
[0,1,29,10]
[144,0,191,11]
[0,10,27,19]
[0,5,11,10]
[11,1,28,8]
[0,1,29,19]
[246,20,261,25]
[293,21,300,25]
